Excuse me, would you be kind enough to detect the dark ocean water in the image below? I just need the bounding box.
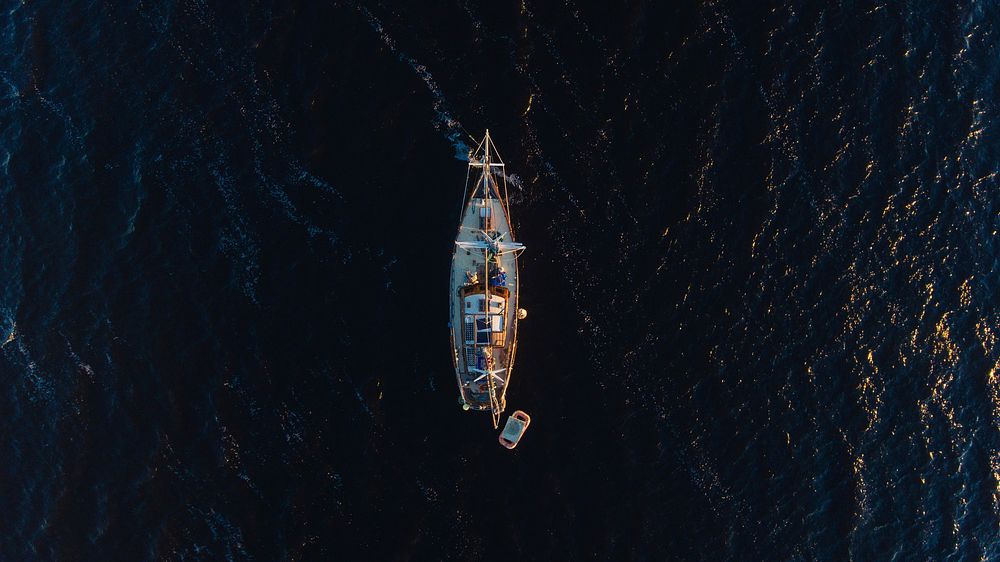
[3,1,1000,559]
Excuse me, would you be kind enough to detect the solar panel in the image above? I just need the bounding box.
[464,319,474,343]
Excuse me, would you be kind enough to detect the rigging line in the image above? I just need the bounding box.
[459,163,471,223]
[460,122,478,147]
[469,134,489,198]
[487,134,506,164]
[501,158,512,233]
[471,132,488,157]
[460,133,488,215]
[486,132,513,412]
[483,133,496,427]
[484,130,504,429]
[484,134,513,227]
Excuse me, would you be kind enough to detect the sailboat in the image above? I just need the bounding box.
[448,130,526,428]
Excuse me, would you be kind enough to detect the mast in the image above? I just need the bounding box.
[482,130,502,428]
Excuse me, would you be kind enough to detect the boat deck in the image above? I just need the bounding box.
[449,195,520,410]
